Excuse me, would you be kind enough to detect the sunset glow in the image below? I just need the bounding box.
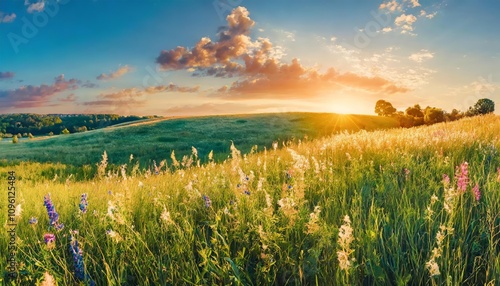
[1,0,499,115]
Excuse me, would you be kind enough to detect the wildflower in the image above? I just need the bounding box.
[337,215,355,271]
[442,174,450,186]
[44,194,63,231]
[455,162,469,192]
[305,206,321,234]
[138,181,144,187]
[160,208,174,225]
[14,204,22,218]
[69,236,86,281]
[79,193,88,214]
[40,271,56,286]
[425,259,441,277]
[497,167,500,182]
[129,154,134,162]
[29,217,38,225]
[44,233,56,244]
[472,183,481,202]
[203,195,212,208]
[106,229,123,242]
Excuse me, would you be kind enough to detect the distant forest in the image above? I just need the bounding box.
[0,114,156,138]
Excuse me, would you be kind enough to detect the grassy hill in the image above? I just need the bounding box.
[0,112,399,169]
[0,114,499,285]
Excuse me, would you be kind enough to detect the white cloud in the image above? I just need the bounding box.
[0,12,16,23]
[409,0,421,8]
[379,0,403,12]
[426,12,437,19]
[395,14,417,26]
[27,1,45,13]
[382,27,393,33]
[330,36,337,42]
[409,49,434,63]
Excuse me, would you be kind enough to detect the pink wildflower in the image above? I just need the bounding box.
[442,174,450,186]
[455,162,469,192]
[472,183,480,202]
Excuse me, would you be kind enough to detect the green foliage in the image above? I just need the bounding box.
[61,128,70,135]
[473,98,495,115]
[424,107,445,125]
[0,114,147,137]
[375,100,397,116]
[12,135,18,143]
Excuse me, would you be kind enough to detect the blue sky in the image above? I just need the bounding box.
[0,0,499,116]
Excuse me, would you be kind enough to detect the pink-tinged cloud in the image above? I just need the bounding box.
[144,84,200,93]
[82,84,199,107]
[58,93,76,102]
[0,71,15,79]
[156,6,408,99]
[97,65,133,80]
[0,12,16,23]
[0,74,78,108]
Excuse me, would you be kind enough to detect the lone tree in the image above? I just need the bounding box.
[473,98,495,115]
[375,100,397,116]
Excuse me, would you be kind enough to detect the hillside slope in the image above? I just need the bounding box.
[0,112,399,167]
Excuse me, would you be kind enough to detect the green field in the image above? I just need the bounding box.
[0,113,399,179]
[0,114,499,285]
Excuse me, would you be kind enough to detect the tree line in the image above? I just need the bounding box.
[0,114,157,138]
[375,98,495,128]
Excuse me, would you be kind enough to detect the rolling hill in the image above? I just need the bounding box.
[0,112,399,168]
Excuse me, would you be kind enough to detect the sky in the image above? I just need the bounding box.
[0,0,499,116]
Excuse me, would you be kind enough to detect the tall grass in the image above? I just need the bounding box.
[1,114,500,285]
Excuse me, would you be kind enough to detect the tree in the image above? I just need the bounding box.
[424,107,445,124]
[61,128,70,135]
[473,98,495,115]
[28,133,34,139]
[12,135,18,144]
[375,100,397,116]
[405,104,424,118]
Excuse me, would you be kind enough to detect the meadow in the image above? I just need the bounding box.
[1,114,500,285]
[0,113,399,180]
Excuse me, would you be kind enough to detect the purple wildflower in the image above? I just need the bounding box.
[44,194,64,230]
[44,233,56,244]
[202,195,212,208]
[473,183,481,202]
[29,217,38,225]
[69,236,86,281]
[79,193,88,214]
[455,162,469,192]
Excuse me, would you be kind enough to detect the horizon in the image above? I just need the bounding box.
[1,0,499,116]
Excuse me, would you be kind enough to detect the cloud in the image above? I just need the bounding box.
[395,14,417,26]
[0,71,15,79]
[58,93,76,103]
[0,12,16,23]
[409,49,434,63]
[144,84,200,93]
[408,0,421,8]
[84,83,199,107]
[379,0,403,12]
[382,27,393,33]
[97,65,133,80]
[26,1,45,13]
[0,74,78,108]
[157,6,407,99]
